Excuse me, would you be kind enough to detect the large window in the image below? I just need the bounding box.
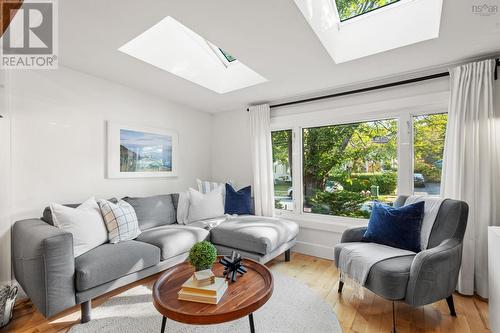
[272,130,294,211]
[270,111,448,221]
[302,119,398,218]
[335,0,400,21]
[413,113,448,195]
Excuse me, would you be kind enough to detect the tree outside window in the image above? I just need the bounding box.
[272,130,293,211]
[335,0,400,21]
[302,119,398,218]
[413,113,447,195]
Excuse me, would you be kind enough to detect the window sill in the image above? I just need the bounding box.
[274,210,368,233]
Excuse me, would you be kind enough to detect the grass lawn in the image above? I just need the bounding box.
[274,182,291,197]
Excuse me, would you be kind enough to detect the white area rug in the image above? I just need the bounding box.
[69,272,342,333]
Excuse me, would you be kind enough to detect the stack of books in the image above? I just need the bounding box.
[178,270,228,304]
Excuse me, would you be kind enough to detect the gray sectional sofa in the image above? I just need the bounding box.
[12,194,299,323]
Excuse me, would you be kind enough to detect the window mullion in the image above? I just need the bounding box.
[292,126,302,215]
[397,113,412,196]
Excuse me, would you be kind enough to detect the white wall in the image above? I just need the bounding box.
[0,71,12,284]
[211,110,253,188]
[9,66,213,222]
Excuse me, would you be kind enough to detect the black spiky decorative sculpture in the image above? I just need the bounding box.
[219,251,247,283]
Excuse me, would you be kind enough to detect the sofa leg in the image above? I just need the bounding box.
[81,300,91,323]
[446,295,457,316]
[392,301,397,333]
[285,249,291,262]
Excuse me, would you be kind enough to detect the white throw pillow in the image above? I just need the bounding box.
[177,191,190,225]
[98,199,141,243]
[188,186,225,222]
[50,197,108,257]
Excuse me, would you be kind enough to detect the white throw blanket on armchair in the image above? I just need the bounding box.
[338,196,444,298]
[339,243,415,298]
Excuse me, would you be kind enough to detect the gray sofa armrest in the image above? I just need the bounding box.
[340,226,368,243]
[405,238,462,306]
[12,219,76,317]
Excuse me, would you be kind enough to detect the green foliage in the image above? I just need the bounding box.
[274,182,291,197]
[303,119,397,195]
[332,172,397,195]
[335,0,399,21]
[307,191,370,218]
[414,160,441,183]
[188,241,217,271]
[274,199,284,210]
[413,114,447,184]
[272,130,293,170]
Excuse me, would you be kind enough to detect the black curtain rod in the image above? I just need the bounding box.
[247,58,499,111]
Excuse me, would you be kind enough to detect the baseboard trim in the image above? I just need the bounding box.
[293,241,334,260]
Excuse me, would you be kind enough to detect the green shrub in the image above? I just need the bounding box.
[331,171,397,195]
[274,199,284,210]
[188,241,217,271]
[307,190,370,219]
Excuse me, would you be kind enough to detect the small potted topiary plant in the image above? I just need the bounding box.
[188,241,217,271]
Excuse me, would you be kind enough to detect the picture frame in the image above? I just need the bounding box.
[107,122,178,178]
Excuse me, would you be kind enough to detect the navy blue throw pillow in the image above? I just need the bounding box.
[224,184,253,215]
[362,201,425,253]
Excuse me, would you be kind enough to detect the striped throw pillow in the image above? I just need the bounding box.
[98,199,141,243]
[197,179,223,194]
[197,178,233,194]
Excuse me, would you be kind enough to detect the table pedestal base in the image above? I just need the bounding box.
[160,314,256,333]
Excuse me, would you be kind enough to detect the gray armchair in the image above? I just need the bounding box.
[335,196,469,332]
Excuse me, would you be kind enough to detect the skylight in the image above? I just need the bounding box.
[219,48,237,62]
[335,0,400,21]
[294,0,443,63]
[118,17,266,94]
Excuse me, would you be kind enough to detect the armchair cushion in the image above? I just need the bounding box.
[362,201,425,252]
[365,255,416,300]
[334,242,415,300]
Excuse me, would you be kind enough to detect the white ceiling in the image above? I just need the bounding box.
[59,0,500,113]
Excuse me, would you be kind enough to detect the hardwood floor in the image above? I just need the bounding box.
[1,252,490,333]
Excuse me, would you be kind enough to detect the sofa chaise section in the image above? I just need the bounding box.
[210,216,299,263]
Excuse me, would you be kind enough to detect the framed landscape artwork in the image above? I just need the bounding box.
[107,122,178,178]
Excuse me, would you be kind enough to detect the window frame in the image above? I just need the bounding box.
[271,105,448,229]
[206,41,238,68]
[219,48,237,63]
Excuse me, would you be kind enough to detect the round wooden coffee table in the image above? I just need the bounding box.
[153,256,273,333]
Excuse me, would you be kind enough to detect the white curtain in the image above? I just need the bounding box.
[248,104,274,217]
[441,59,499,298]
